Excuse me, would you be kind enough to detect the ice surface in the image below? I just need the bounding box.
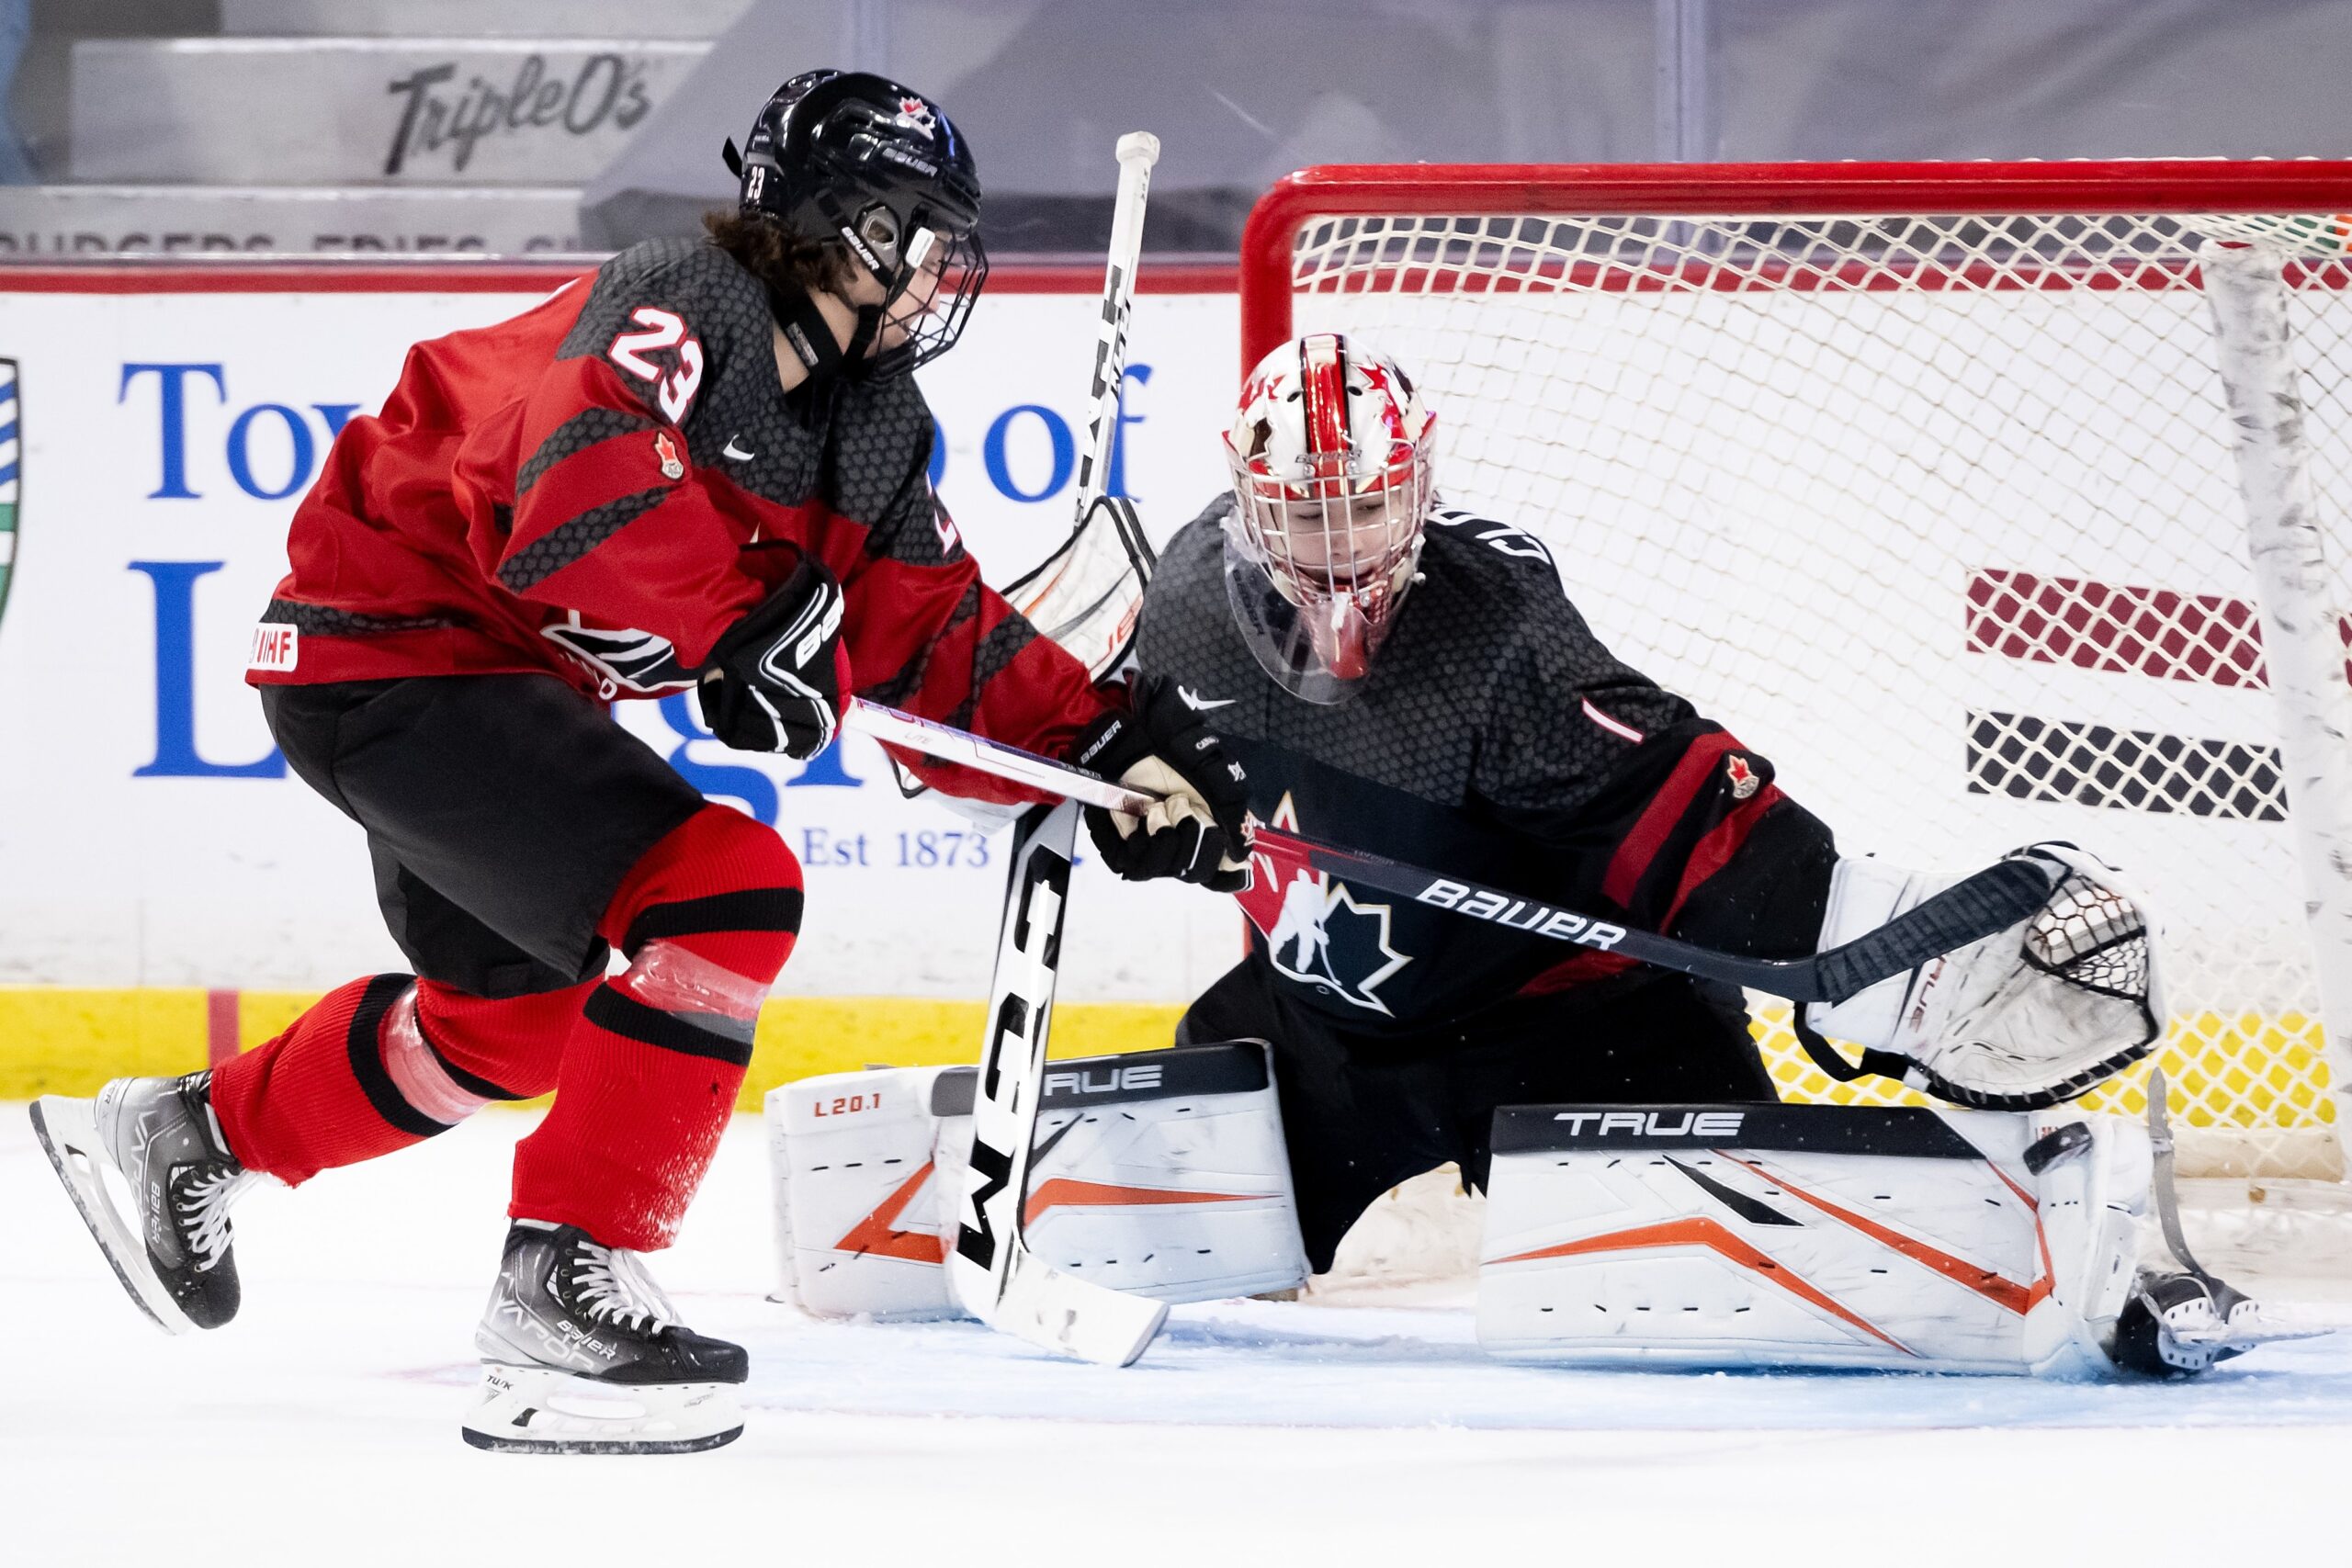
[9,1105,2352,1565]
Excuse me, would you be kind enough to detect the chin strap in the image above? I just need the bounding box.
[769,281,852,379]
[842,302,886,372]
[769,281,895,385]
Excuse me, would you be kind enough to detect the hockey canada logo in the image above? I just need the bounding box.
[1725,754,1760,800]
[0,360,18,636]
[1236,794,1409,1015]
[893,96,937,137]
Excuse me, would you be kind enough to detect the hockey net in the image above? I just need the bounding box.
[1241,163,2352,1191]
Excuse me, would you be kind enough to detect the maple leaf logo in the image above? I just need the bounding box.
[1234,794,1409,1015]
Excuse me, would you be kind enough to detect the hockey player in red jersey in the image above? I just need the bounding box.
[1136,334,2158,1288]
[29,70,1246,1453]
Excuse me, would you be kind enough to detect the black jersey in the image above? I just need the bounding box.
[1136,496,1831,1035]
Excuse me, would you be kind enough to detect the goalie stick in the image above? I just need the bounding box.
[1001,131,1161,681]
[938,131,1172,1367]
[845,697,2056,1010]
[944,797,1169,1365]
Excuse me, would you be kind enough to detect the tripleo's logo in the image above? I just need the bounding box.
[1235,793,1408,1015]
[0,359,19,632]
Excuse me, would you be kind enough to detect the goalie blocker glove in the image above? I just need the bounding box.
[1075,673,1252,890]
[696,552,850,761]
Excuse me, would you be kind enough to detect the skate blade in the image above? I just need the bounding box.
[28,1097,195,1336]
[460,1364,745,1455]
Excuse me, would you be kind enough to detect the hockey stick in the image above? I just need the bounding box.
[845,698,2056,1008]
[944,797,1168,1365]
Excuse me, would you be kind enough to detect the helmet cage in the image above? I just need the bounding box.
[811,185,988,378]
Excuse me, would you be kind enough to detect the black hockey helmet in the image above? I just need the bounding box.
[723,70,987,378]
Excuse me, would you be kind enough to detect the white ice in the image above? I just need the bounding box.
[9,1105,2352,1567]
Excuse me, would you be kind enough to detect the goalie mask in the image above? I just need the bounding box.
[1223,334,1436,704]
[725,70,987,378]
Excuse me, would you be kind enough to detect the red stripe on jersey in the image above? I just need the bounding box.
[1600,730,1737,908]
[1657,783,1784,933]
[1516,946,1640,998]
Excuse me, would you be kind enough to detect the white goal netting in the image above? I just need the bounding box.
[1254,167,2352,1181]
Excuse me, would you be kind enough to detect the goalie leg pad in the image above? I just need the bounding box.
[1476,1102,2151,1376]
[768,1041,1309,1319]
[766,1065,965,1320]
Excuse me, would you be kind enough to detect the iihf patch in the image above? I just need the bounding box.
[1725,753,1761,800]
[654,430,686,480]
[247,622,299,674]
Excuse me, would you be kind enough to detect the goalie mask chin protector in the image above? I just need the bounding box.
[723,69,988,379]
[1222,333,1435,704]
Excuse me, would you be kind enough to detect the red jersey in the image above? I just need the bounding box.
[248,237,1105,800]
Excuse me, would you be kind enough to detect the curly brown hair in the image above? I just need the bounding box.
[703,209,854,298]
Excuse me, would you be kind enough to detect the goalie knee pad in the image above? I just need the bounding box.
[1476,1101,2152,1377]
[767,1040,1308,1320]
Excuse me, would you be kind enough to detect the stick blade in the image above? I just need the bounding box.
[993,1247,1168,1368]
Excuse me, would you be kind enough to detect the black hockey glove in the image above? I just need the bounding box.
[1073,674,1252,892]
[697,554,850,761]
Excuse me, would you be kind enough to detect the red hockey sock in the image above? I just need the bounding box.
[210,974,591,1185]
[511,805,802,1250]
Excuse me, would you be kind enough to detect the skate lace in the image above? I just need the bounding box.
[175,1167,260,1273]
[568,1242,678,1335]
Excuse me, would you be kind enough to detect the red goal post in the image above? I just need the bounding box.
[1237,161,2352,1181]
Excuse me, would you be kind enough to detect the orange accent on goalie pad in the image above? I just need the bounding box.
[1491,1215,1913,1355]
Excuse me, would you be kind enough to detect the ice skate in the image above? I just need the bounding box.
[462,1219,749,1454]
[29,1071,261,1334]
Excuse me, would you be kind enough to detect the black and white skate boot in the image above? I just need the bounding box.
[462,1219,749,1454]
[29,1071,261,1333]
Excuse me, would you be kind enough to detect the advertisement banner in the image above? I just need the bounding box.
[0,270,1247,1012]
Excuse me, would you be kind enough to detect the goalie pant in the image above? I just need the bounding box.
[1176,953,1788,1274]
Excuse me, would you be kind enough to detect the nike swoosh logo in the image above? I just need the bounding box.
[722,436,756,461]
[1178,684,1237,712]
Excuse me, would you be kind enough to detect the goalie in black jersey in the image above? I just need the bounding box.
[1136,333,1828,1274]
[1130,333,2173,1293]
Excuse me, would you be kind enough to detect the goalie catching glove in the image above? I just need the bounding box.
[1802,841,2162,1110]
[697,552,849,761]
[1074,673,1252,890]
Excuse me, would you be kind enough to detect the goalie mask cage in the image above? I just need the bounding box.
[1240,162,2352,1183]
